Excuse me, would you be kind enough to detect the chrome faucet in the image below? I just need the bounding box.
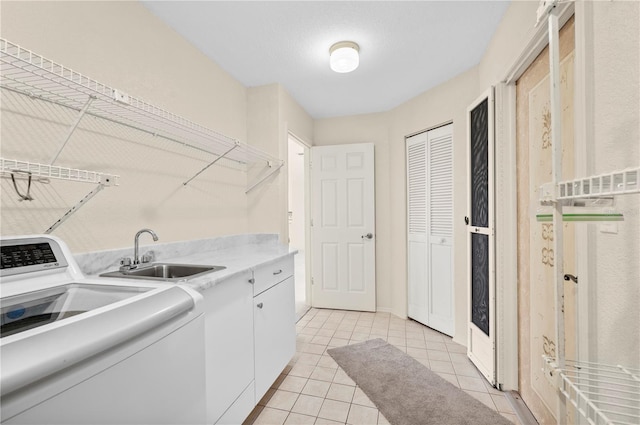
[133,228,158,265]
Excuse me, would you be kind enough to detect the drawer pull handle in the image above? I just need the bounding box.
[273,269,283,275]
[257,302,264,309]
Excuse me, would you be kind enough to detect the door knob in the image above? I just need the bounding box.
[362,233,373,239]
[257,302,264,309]
[464,216,470,225]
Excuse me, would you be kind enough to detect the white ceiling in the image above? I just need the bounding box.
[142,1,510,119]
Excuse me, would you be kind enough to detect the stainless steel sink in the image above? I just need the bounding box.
[100,263,225,282]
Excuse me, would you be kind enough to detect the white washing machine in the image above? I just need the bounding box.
[0,235,206,424]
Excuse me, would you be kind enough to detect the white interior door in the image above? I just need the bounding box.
[466,88,496,385]
[407,124,454,336]
[311,143,376,312]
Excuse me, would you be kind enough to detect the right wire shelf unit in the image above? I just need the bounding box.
[536,2,640,424]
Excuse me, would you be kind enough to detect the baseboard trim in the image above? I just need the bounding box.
[375,306,394,314]
[505,391,539,425]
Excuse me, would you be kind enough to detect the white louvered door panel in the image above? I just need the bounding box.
[427,125,454,336]
[407,133,428,325]
[408,141,427,236]
[407,124,454,336]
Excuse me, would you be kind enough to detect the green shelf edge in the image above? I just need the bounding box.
[536,213,624,222]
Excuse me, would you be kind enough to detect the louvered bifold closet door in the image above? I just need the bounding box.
[426,125,454,335]
[406,123,454,335]
[406,133,428,325]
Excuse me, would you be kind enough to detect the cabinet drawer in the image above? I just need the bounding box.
[253,256,294,295]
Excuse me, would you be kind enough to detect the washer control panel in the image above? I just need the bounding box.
[0,237,68,277]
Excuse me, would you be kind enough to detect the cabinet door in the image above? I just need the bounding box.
[254,277,296,401]
[204,271,255,424]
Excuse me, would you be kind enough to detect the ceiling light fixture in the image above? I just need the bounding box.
[329,41,360,73]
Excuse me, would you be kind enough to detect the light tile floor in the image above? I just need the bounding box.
[244,308,521,425]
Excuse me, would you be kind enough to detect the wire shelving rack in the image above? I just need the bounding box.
[543,357,640,425]
[536,1,640,424]
[0,158,119,234]
[0,38,283,181]
[0,158,118,186]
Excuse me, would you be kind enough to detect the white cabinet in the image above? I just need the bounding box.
[203,270,255,424]
[253,259,296,402]
[202,255,296,424]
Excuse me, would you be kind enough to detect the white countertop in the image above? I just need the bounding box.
[166,242,296,291]
[75,234,297,292]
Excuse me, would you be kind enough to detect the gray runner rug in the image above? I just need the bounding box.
[327,338,512,425]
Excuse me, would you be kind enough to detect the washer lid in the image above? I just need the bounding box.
[1,283,152,338]
[0,285,196,396]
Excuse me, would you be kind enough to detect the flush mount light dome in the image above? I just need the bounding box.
[329,41,360,73]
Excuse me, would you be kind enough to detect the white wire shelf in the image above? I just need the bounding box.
[544,356,640,425]
[0,38,281,167]
[1,158,118,186]
[1,158,118,233]
[540,167,640,203]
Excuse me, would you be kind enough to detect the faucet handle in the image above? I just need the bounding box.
[119,257,133,271]
[141,250,155,264]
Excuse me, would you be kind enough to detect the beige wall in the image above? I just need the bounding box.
[278,86,315,242]
[0,1,250,252]
[246,84,314,242]
[590,0,639,367]
[0,1,312,254]
[247,84,282,237]
[478,1,539,88]
[0,1,248,144]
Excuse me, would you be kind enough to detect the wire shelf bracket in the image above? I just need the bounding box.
[183,141,240,186]
[50,95,95,165]
[246,160,285,194]
[1,158,119,234]
[44,183,105,234]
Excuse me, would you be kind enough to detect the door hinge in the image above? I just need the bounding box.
[310,219,314,227]
[311,277,314,285]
